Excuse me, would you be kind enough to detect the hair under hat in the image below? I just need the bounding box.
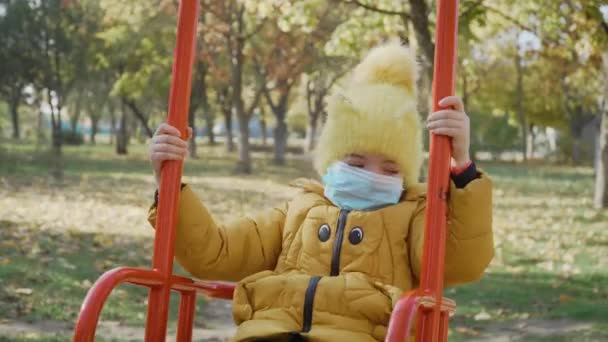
[314,41,423,186]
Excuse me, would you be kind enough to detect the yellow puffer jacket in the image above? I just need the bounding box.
[148,174,493,341]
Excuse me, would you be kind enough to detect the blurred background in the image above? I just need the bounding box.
[0,0,607,341]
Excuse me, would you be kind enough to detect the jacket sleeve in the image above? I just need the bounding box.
[147,185,287,282]
[408,172,494,287]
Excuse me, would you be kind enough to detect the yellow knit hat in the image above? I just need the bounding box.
[314,42,423,186]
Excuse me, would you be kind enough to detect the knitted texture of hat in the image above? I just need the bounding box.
[314,41,423,186]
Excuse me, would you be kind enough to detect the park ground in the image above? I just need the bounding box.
[0,140,607,341]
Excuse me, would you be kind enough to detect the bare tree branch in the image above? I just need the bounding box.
[242,18,267,40]
[245,86,264,118]
[342,0,411,19]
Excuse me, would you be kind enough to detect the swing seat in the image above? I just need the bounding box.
[73,267,455,341]
[73,0,461,338]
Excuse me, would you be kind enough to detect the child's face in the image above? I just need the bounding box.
[342,153,401,177]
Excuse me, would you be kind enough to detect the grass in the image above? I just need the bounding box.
[0,139,607,341]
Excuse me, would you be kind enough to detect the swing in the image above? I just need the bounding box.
[73,0,460,341]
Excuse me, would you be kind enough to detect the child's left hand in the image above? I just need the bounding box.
[426,96,471,169]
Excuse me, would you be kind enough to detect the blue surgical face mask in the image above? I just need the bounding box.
[322,161,404,211]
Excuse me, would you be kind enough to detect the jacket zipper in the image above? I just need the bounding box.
[300,209,350,333]
[330,209,350,276]
[301,275,322,333]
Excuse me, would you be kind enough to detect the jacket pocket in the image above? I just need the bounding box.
[233,271,312,325]
[342,274,395,326]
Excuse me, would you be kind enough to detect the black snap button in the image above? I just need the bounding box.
[318,224,331,242]
[348,227,364,245]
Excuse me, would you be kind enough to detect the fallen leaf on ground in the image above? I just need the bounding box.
[474,310,492,321]
[456,326,480,336]
[15,288,33,295]
[559,294,574,303]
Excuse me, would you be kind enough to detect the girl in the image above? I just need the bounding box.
[148,42,493,342]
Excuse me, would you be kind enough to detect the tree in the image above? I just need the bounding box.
[199,6,235,152]
[97,0,177,153]
[594,6,608,209]
[254,1,339,164]
[0,0,42,140]
[303,56,351,152]
[596,63,608,208]
[34,0,92,177]
[207,0,264,173]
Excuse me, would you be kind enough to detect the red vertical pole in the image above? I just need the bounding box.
[145,1,200,341]
[176,292,197,342]
[416,0,459,341]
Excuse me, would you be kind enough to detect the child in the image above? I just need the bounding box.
[148,42,493,342]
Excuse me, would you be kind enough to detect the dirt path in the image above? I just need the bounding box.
[0,320,234,341]
[0,299,236,341]
[463,319,595,341]
[0,318,599,341]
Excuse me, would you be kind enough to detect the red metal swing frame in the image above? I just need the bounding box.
[73,0,460,341]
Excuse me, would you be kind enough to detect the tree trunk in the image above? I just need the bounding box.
[225,109,235,153]
[274,118,288,164]
[109,100,116,145]
[271,89,290,165]
[406,0,434,81]
[230,6,252,173]
[204,110,215,146]
[594,53,608,209]
[90,116,99,145]
[188,105,198,158]
[260,104,268,147]
[527,123,535,159]
[305,112,319,153]
[218,88,235,152]
[47,89,63,180]
[199,62,215,146]
[515,51,528,162]
[116,102,129,155]
[236,113,252,173]
[569,106,588,165]
[36,96,44,148]
[70,92,83,134]
[9,96,20,140]
[595,106,608,209]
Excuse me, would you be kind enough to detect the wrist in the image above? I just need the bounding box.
[154,171,161,188]
[451,154,471,170]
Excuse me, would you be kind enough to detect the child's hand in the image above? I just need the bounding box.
[426,96,471,169]
[149,123,192,187]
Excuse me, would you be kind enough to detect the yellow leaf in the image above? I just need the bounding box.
[455,326,480,336]
[15,288,33,296]
[474,310,492,321]
[559,294,573,303]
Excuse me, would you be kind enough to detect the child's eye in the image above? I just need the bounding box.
[384,169,399,175]
[348,163,365,168]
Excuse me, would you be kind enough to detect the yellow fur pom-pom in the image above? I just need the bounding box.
[351,42,418,96]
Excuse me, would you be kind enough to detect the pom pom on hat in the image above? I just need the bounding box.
[351,41,418,96]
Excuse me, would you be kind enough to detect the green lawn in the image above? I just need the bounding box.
[0,140,607,341]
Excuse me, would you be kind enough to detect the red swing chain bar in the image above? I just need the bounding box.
[386,0,460,341]
[144,0,200,338]
[72,1,238,341]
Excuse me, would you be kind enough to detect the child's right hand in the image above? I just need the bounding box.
[149,123,192,187]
